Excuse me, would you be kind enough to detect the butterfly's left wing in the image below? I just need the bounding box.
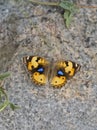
[50,61,81,88]
[23,56,49,86]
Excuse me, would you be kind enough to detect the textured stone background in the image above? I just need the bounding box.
[0,0,97,130]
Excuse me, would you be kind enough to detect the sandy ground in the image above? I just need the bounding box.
[0,0,97,130]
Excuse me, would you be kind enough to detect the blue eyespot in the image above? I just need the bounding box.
[37,67,44,73]
[57,70,64,76]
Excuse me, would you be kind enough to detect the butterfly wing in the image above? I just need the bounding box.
[50,61,81,88]
[23,56,49,85]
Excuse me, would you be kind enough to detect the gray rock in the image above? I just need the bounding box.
[0,0,97,130]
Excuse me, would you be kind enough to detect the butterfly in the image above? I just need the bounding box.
[23,56,81,88]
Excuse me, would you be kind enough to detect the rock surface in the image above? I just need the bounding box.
[0,0,97,130]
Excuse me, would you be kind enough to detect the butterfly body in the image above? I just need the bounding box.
[23,56,80,88]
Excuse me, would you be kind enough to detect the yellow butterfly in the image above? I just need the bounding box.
[23,56,81,88]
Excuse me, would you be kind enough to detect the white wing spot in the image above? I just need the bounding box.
[27,56,30,60]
